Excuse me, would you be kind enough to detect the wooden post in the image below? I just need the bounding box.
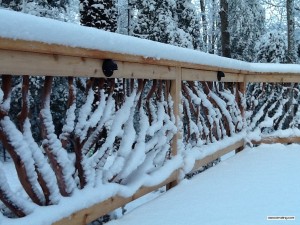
[236,81,246,153]
[167,67,182,190]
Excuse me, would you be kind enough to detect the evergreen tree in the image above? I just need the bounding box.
[229,0,265,61]
[80,0,117,32]
[255,31,287,63]
[176,0,202,50]
[0,0,72,21]
[150,0,178,44]
[130,0,156,38]
[24,0,68,20]
[0,0,22,11]
[132,0,193,47]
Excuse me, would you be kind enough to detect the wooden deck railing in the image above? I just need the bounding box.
[1,37,300,225]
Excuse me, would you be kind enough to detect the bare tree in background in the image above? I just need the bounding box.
[200,0,208,52]
[287,0,297,63]
[219,0,231,57]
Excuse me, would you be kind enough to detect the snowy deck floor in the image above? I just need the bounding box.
[107,144,300,225]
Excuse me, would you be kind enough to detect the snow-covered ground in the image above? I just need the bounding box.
[107,144,300,225]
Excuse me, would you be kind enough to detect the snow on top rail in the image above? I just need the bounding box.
[1,8,300,77]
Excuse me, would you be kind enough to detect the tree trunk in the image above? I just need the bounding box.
[287,0,296,63]
[200,0,208,52]
[219,0,231,58]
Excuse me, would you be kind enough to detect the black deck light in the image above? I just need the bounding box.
[217,71,225,81]
[102,59,118,77]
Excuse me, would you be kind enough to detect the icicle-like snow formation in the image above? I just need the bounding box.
[23,118,61,204]
[91,91,137,171]
[75,88,95,142]
[81,93,115,156]
[0,160,35,217]
[104,97,137,182]
[40,97,76,195]
[209,92,235,134]
[0,117,45,204]
[60,103,76,141]
[60,78,77,144]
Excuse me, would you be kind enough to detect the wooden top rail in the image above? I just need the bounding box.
[1,37,300,82]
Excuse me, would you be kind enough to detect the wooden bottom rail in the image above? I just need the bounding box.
[190,140,245,174]
[252,136,300,145]
[53,171,178,225]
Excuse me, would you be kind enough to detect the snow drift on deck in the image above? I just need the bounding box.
[1,9,300,74]
[107,144,300,225]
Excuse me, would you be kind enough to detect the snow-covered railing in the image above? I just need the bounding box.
[0,39,247,225]
[246,82,300,145]
[1,9,300,225]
